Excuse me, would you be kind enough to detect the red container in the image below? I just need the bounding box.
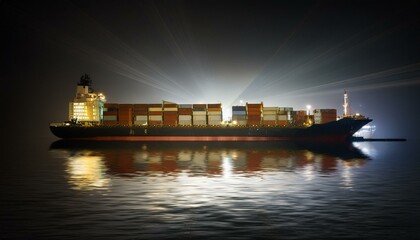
[119,104,133,109]
[148,111,163,115]
[148,103,162,108]
[178,108,193,115]
[277,120,288,126]
[193,104,207,108]
[207,103,221,108]
[103,120,118,126]
[148,120,162,126]
[247,115,261,120]
[262,120,277,126]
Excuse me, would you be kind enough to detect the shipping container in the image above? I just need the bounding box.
[262,115,277,121]
[247,120,261,126]
[103,111,118,116]
[248,115,261,120]
[179,115,192,121]
[163,107,178,112]
[179,104,193,109]
[207,103,222,108]
[278,115,288,121]
[233,120,247,125]
[232,109,247,114]
[178,120,192,125]
[119,104,133,109]
[148,111,162,116]
[207,111,222,116]
[103,120,118,126]
[262,110,277,115]
[148,103,162,107]
[208,121,222,125]
[208,115,222,121]
[262,120,277,126]
[192,111,206,116]
[148,120,162,126]
[232,106,246,111]
[277,120,289,126]
[149,115,163,121]
[193,115,207,121]
[103,115,117,121]
[193,120,207,125]
[232,115,247,121]
[134,120,147,125]
[149,107,163,112]
[263,107,278,111]
[178,108,193,115]
[193,104,207,109]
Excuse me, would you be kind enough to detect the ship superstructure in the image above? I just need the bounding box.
[68,74,106,123]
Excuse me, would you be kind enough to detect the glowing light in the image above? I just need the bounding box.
[66,151,110,190]
[306,104,311,115]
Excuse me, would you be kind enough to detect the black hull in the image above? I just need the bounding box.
[50,118,372,142]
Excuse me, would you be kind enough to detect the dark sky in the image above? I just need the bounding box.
[1,0,419,139]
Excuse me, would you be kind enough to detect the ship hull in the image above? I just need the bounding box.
[50,118,371,142]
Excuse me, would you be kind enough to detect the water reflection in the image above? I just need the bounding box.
[50,141,370,191]
[64,151,110,190]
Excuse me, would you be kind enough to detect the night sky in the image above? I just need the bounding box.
[1,0,419,139]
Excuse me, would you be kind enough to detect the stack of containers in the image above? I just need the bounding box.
[232,106,247,125]
[178,104,193,125]
[133,104,148,125]
[103,103,119,125]
[148,103,163,126]
[207,103,222,125]
[262,107,278,126]
[247,103,262,126]
[278,107,293,126]
[292,110,306,126]
[192,104,207,126]
[163,103,178,126]
[313,109,337,124]
[118,104,133,126]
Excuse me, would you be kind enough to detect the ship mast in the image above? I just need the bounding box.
[343,90,349,117]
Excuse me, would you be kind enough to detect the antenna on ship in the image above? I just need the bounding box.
[78,73,94,93]
[343,90,349,117]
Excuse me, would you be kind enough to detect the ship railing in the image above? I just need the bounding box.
[49,122,69,127]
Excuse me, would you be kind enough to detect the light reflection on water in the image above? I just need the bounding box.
[51,141,370,192]
[4,140,418,239]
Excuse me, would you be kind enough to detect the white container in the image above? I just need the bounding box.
[193,115,207,121]
[178,120,192,125]
[207,111,222,115]
[135,115,148,121]
[278,115,288,121]
[262,114,277,121]
[263,110,277,115]
[208,115,222,121]
[192,111,207,116]
[163,107,178,111]
[263,107,278,111]
[149,115,163,121]
[134,120,147,125]
[179,115,192,121]
[193,120,207,125]
[148,107,162,112]
[208,120,222,125]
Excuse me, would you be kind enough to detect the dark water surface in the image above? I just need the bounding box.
[1,138,420,239]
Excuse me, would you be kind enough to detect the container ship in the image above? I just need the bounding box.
[49,75,372,142]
